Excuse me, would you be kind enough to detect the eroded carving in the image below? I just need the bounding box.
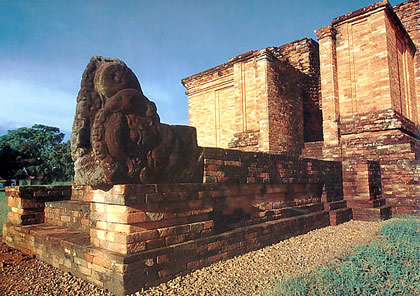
[71,56,203,189]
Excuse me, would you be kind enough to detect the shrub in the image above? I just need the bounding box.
[270,217,420,296]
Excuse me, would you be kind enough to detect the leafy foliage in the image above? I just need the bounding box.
[48,140,74,182]
[271,217,420,296]
[0,124,74,182]
[0,142,20,180]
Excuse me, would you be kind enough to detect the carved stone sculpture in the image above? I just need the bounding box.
[71,56,203,189]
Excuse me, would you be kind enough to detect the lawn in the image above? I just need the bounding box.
[270,216,420,296]
[0,191,9,235]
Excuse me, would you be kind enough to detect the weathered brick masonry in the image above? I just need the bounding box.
[3,149,350,295]
[394,0,420,119]
[185,0,419,218]
[183,37,322,154]
[2,1,418,295]
[314,0,419,218]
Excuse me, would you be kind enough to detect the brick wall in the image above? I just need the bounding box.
[45,200,92,232]
[340,127,419,215]
[316,0,418,146]
[3,172,350,295]
[266,56,304,154]
[271,38,322,142]
[183,38,321,154]
[3,146,351,295]
[384,5,417,124]
[394,0,420,124]
[183,51,266,150]
[312,1,420,217]
[228,129,259,151]
[183,63,235,148]
[201,147,344,204]
[335,6,391,118]
[3,2,419,295]
[315,25,340,147]
[5,186,71,227]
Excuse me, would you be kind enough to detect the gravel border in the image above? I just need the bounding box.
[0,220,384,296]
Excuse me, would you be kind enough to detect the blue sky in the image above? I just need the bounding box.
[0,0,406,140]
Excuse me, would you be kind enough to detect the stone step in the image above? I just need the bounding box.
[329,208,352,226]
[7,210,45,226]
[390,205,419,216]
[31,224,91,245]
[324,200,347,211]
[46,200,91,211]
[250,202,326,226]
[3,223,90,256]
[352,205,392,221]
[2,222,128,292]
[90,203,328,254]
[346,198,386,209]
[90,219,215,253]
[3,209,331,295]
[44,200,92,232]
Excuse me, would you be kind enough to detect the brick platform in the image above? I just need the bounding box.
[3,155,351,295]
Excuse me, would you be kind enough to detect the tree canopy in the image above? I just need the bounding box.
[0,124,73,182]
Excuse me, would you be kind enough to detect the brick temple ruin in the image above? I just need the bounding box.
[2,1,418,295]
[183,0,419,219]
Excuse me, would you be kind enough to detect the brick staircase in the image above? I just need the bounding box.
[347,199,392,221]
[323,200,353,225]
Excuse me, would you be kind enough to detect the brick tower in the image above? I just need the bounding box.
[183,0,419,219]
[314,0,419,219]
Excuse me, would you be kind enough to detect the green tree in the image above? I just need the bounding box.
[0,142,20,180]
[49,140,74,182]
[0,124,73,182]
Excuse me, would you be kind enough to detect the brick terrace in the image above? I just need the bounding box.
[3,148,352,295]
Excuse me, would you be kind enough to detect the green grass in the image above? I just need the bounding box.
[270,216,420,296]
[50,181,72,186]
[0,191,9,235]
